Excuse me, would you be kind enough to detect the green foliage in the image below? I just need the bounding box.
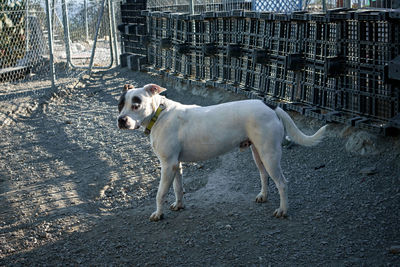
[0,0,27,68]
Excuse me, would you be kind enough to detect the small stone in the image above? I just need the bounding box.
[359,166,378,175]
[389,245,400,254]
[225,224,233,230]
[314,164,325,170]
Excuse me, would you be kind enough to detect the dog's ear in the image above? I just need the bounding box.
[123,84,134,92]
[144,84,166,95]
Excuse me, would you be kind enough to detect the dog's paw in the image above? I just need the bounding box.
[149,212,164,222]
[273,208,288,218]
[255,193,267,203]
[170,202,184,211]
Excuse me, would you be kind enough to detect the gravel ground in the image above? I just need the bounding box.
[1,67,400,266]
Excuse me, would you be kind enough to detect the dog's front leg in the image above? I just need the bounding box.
[149,161,178,221]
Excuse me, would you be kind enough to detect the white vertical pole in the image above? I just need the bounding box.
[88,0,107,73]
[85,0,89,41]
[189,0,194,14]
[61,0,72,66]
[110,0,119,66]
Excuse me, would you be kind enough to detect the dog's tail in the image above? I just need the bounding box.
[275,107,327,147]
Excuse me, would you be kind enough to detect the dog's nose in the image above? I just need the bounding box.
[118,116,128,128]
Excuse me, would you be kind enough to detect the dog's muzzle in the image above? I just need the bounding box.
[118,116,140,130]
[118,116,128,129]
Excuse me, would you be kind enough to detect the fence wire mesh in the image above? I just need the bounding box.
[0,0,116,85]
[0,0,120,83]
[1,1,48,83]
[0,0,120,128]
[58,0,117,68]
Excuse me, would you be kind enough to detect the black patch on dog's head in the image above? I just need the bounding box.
[132,96,141,104]
[118,92,126,113]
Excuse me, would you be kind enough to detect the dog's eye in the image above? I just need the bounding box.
[132,104,140,110]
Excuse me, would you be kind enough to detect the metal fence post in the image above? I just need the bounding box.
[110,0,119,66]
[189,0,194,14]
[88,0,107,73]
[85,0,89,42]
[61,0,72,67]
[45,0,56,90]
[25,0,29,53]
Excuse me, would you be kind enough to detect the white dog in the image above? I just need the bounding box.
[117,84,327,221]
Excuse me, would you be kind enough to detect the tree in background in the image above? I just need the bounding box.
[0,0,27,68]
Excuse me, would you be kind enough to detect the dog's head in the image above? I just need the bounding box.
[117,84,166,130]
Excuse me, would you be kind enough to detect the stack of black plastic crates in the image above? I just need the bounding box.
[119,0,148,71]
[133,8,400,134]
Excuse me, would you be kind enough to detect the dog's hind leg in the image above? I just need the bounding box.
[170,162,184,211]
[150,160,179,221]
[251,145,269,203]
[257,146,288,218]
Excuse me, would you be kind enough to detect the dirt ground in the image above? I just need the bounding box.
[1,67,400,266]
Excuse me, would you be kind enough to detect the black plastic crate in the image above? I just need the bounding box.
[228,57,244,85]
[252,64,270,93]
[250,18,272,50]
[171,48,184,75]
[147,42,162,69]
[193,50,205,80]
[215,17,246,47]
[243,17,258,50]
[300,65,340,109]
[171,16,192,44]
[148,14,171,39]
[161,49,173,71]
[341,68,396,97]
[240,55,254,89]
[119,24,147,35]
[303,19,344,62]
[120,2,146,11]
[124,45,146,55]
[182,52,193,78]
[290,11,308,21]
[121,16,146,24]
[125,0,146,4]
[326,8,353,21]
[192,17,217,47]
[354,9,389,21]
[121,10,143,18]
[121,33,141,43]
[340,89,398,120]
[265,61,297,101]
[344,13,400,68]
[217,53,232,82]
[204,56,218,81]
[216,17,228,46]
[204,19,217,44]
[338,67,399,120]
[267,19,305,58]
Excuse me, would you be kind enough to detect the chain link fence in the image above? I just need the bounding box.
[0,0,120,127]
[0,1,48,82]
[0,0,120,86]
